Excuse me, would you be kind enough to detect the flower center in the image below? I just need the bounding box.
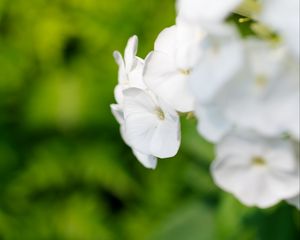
[212,44,220,55]
[154,108,165,120]
[255,74,268,89]
[179,68,191,76]
[251,156,266,167]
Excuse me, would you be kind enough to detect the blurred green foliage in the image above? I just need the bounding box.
[0,0,299,239]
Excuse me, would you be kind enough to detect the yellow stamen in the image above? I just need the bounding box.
[252,156,266,166]
[155,108,165,120]
[179,69,191,76]
[255,74,268,88]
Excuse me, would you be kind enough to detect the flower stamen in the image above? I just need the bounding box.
[255,74,268,89]
[179,68,191,76]
[154,108,165,120]
[251,156,266,167]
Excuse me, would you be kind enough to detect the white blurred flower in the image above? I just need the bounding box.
[144,21,205,112]
[123,88,181,158]
[189,24,243,103]
[176,0,242,24]
[217,39,299,139]
[113,35,146,105]
[260,0,300,59]
[212,131,300,208]
[110,104,157,169]
[286,194,300,210]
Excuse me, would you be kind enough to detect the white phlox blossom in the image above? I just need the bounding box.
[144,20,205,112]
[123,88,180,159]
[211,131,300,208]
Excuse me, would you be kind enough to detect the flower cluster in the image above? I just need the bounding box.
[111,0,299,209]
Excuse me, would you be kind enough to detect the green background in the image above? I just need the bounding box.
[0,0,299,239]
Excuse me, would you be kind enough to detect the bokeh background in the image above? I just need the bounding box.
[0,0,299,239]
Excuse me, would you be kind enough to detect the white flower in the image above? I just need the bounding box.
[176,0,242,24]
[260,0,300,59]
[286,194,300,210]
[111,86,181,167]
[110,104,157,169]
[144,21,204,112]
[211,131,300,208]
[123,88,181,158]
[217,39,299,139]
[188,24,243,103]
[113,35,146,105]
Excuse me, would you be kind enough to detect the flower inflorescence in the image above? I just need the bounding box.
[111,0,299,209]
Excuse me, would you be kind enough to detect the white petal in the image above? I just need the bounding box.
[123,88,163,155]
[125,35,139,72]
[119,124,130,146]
[113,51,123,66]
[144,51,175,78]
[154,26,177,56]
[175,18,205,69]
[216,131,262,158]
[123,88,157,114]
[236,170,282,208]
[127,58,146,89]
[110,104,124,125]
[113,51,127,85]
[110,107,131,146]
[150,114,180,158]
[132,149,157,169]
[114,84,124,105]
[113,114,158,169]
[125,112,158,155]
